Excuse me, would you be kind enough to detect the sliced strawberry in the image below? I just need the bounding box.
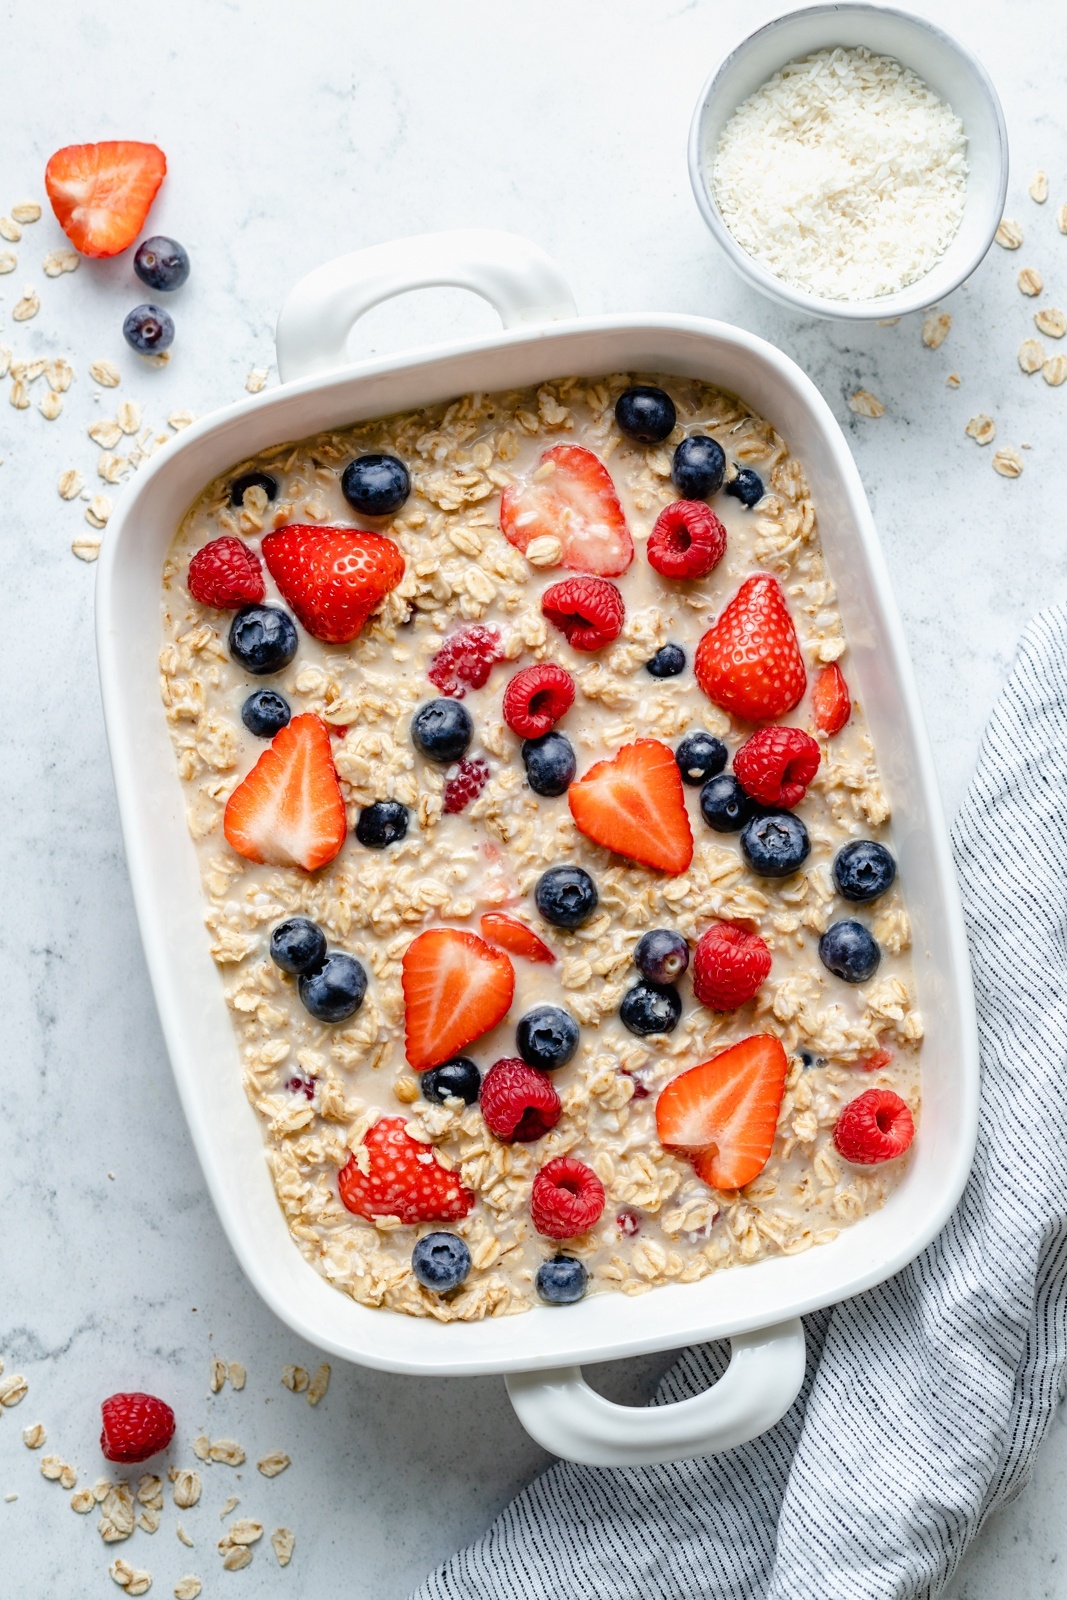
[480,912,556,964]
[655,1034,788,1191]
[261,524,405,644]
[44,141,166,258]
[338,1117,475,1223]
[223,713,346,872]
[694,574,807,723]
[500,444,634,576]
[568,738,693,875]
[812,663,852,735]
[402,928,515,1071]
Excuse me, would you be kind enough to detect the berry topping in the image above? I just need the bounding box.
[224,714,346,872]
[656,1034,788,1191]
[411,699,473,763]
[819,920,881,984]
[516,1005,579,1071]
[672,435,726,499]
[614,385,677,443]
[733,726,821,809]
[261,524,405,644]
[833,1089,915,1165]
[269,916,326,976]
[339,1116,474,1223]
[568,738,694,875]
[634,928,690,985]
[536,1255,588,1304]
[531,1157,605,1240]
[228,604,298,676]
[833,840,896,902]
[355,799,409,848]
[700,773,755,832]
[535,865,598,929]
[860,1046,895,1073]
[695,574,807,723]
[286,1075,316,1101]
[481,1057,562,1143]
[646,643,687,678]
[401,928,515,1072]
[619,980,682,1036]
[521,731,577,797]
[123,303,174,354]
[421,1057,482,1105]
[341,453,410,517]
[241,690,291,739]
[428,625,505,698]
[503,663,575,738]
[45,141,166,258]
[412,1232,472,1293]
[541,576,625,652]
[725,468,765,508]
[187,536,265,610]
[133,235,189,291]
[647,501,727,580]
[100,1393,175,1465]
[480,912,556,965]
[740,812,810,877]
[443,756,490,814]
[299,951,368,1022]
[812,662,852,734]
[230,471,278,508]
[617,1209,641,1237]
[500,444,634,575]
[675,731,727,786]
[693,922,772,1011]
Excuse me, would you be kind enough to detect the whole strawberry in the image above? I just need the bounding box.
[695,574,806,722]
[338,1117,474,1222]
[693,921,772,1011]
[100,1392,175,1464]
[261,524,405,643]
[187,536,265,609]
[733,726,821,809]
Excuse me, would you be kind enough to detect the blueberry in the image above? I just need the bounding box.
[411,699,473,762]
[634,929,689,985]
[133,235,190,292]
[230,470,278,508]
[725,467,764,508]
[341,453,410,517]
[516,1006,579,1071]
[270,917,326,976]
[355,800,409,848]
[521,731,576,796]
[700,773,754,831]
[646,643,686,678]
[672,435,726,499]
[123,302,174,354]
[241,689,291,738]
[677,732,728,786]
[421,1057,481,1105]
[819,920,881,984]
[298,951,368,1022]
[833,840,897,903]
[535,866,598,929]
[799,1050,825,1070]
[620,981,682,1036]
[228,604,298,675]
[411,1232,471,1293]
[615,385,677,444]
[536,1255,587,1305]
[741,812,810,877]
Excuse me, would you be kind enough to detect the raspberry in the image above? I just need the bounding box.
[541,576,624,652]
[647,501,727,580]
[502,663,575,737]
[833,1089,915,1165]
[100,1393,176,1464]
[187,536,265,609]
[733,726,821,809]
[338,1116,475,1222]
[442,756,490,814]
[480,1057,562,1143]
[427,625,505,698]
[617,1209,641,1237]
[531,1157,605,1239]
[693,921,772,1011]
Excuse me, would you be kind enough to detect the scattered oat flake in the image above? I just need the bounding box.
[226,1519,264,1546]
[1057,203,1067,235]
[257,1452,290,1478]
[118,399,142,434]
[12,201,41,223]
[13,288,39,321]
[271,1528,295,1568]
[946,372,961,388]
[41,1454,77,1488]
[220,1543,253,1571]
[45,356,74,391]
[0,251,16,274]
[0,1374,28,1406]
[109,1557,153,1594]
[169,410,196,431]
[227,1362,246,1391]
[90,359,122,388]
[9,378,30,410]
[219,1495,240,1519]
[40,389,63,420]
[1018,338,1046,374]
[965,414,996,446]
[137,1474,163,1507]
[1018,267,1044,296]
[174,1580,202,1600]
[281,1366,308,1393]
[3,1494,16,1504]
[0,345,10,378]
[1043,355,1067,386]
[208,1439,246,1467]
[209,1358,226,1394]
[1030,170,1049,204]
[90,418,123,448]
[59,467,85,499]
[246,367,268,393]
[921,311,951,348]
[43,247,80,276]
[145,349,172,368]
[71,1489,96,1513]
[176,1524,194,1548]
[22,1422,45,1448]
[86,495,112,528]
[191,1435,211,1462]
[995,218,1023,249]
[307,1362,331,1405]
[171,1470,202,1509]
[848,389,885,418]
[1035,307,1067,338]
[992,446,1024,478]
[99,1481,137,1543]
[0,216,22,242]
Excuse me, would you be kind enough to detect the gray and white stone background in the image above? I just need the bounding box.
[3,0,1067,1592]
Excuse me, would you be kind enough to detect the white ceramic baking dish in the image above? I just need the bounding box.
[96,229,979,1467]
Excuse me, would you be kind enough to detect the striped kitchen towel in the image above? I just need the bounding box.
[414,606,1067,1600]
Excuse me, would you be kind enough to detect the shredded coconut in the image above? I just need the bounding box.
[711,47,968,301]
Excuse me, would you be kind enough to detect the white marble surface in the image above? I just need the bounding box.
[2,0,1067,1592]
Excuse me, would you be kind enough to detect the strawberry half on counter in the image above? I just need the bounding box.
[45,141,166,257]
[695,574,807,723]
[656,1034,789,1191]
[338,1117,475,1223]
[402,928,515,1071]
[568,738,693,875]
[223,713,347,872]
[500,444,634,576]
[261,525,405,644]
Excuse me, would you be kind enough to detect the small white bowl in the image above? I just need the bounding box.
[688,3,1008,321]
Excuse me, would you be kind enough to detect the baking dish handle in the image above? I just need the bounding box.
[275,229,577,384]
[505,1317,807,1467]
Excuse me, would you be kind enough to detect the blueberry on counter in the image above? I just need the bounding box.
[646,643,686,678]
[741,812,810,876]
[133,235,190,292]
[228,604,298,675]
[614,385,677,444]
[833,840,897,903]
[412,1232,471,1293]
[634,928,689,985]
[521,731,576,796]
[341,453,410,517]
[241,689,291,738]
[535,866,598,929]
[411,698,473,762]
[620,980,682,1036]
[725,467,765,508]
[299,951,368,1022]
[536,1255,588,1305]
[516,1006,580,1072]
[677,731,727,786]
[123,303,174,354]
[819,920,881,983]
[672,435,726,499]
[700,772,753,831]
[270,917,327,976]
[355,800,409,848]
[422,1057,482,1105]
[230,470,278,508]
